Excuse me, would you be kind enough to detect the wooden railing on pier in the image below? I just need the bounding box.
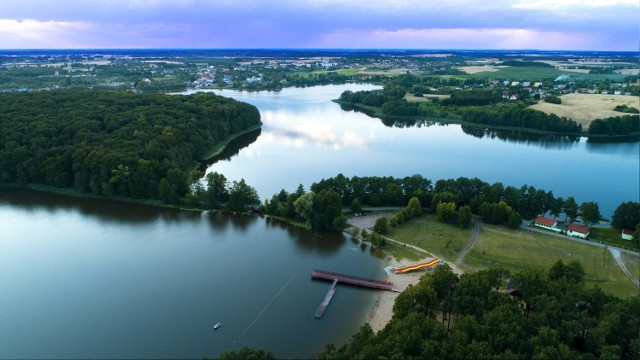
[311,269,394,291]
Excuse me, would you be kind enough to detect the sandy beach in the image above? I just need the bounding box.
[365,258,464,333]
[348,213,465,333]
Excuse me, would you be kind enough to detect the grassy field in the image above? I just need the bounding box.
[308,68,363,77]
[590,227,640,251]
[386,214,473,262]
[375,212,638,299]
[528,93,640,127]
[463,224,638,298]
[621,252,640,279]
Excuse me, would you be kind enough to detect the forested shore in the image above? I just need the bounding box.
[0,89,262,203]
[336,79,640,139]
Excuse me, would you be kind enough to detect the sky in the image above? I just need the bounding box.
[0,0,637,51]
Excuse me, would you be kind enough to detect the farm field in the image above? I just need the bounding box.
[528,93,640,127]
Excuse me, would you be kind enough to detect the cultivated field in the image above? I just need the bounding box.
[458,65,502,74]
[528,93,640,127]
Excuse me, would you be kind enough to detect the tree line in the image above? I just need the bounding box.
[460,104,582,133]
[589,115,640,136]
[301,174,640,240]
[0,89,261,203]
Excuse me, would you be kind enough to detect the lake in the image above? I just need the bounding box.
[1,84,638,359]
[199,84,638,219]
[0,188,387,359]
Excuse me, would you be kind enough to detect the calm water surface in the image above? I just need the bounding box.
[0,189,386,358]
[1,84,638,359]
[199,84,639,218]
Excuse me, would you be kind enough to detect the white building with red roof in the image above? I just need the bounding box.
[567,223,591,239]
[621,228,635,241]
[534,216,560,232]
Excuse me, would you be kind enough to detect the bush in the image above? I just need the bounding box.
[374,217,389,234]
[544,95,562,104]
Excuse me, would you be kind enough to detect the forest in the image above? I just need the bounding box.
[0,89,261,201]
[319,263,640,360]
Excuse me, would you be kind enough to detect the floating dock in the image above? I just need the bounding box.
[315,279,338,318]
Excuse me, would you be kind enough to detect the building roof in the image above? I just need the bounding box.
[568,223,591,234]
[535,216,557,227]
[622,228,635,235]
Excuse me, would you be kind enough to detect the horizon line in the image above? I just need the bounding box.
[0,48,638,53]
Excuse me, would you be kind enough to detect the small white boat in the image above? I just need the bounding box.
[214,322,221,330]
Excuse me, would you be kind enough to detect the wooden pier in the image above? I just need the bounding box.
[311,269,396,291]
[315,279,338,318]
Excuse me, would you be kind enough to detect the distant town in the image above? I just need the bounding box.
[1,49,637,98]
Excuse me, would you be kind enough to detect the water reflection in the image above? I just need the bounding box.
[0,187,195,224]
[200,128,261,170]
[205,210,254,233]
[460,125,581,149]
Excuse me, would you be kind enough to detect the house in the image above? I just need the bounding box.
[567,224,591,239]
[534,216,560,232]
[622,228,635,241]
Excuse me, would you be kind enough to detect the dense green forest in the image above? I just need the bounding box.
[461,104,582,133]
[589,115,640,136]
[319,263,640,360]
[0,89,261,201]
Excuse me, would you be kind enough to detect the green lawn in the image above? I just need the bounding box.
[590,227,640,251]
[621,252,640,280]
[386,213,473,263]
[379,213,638,299]
[463,224,638,298]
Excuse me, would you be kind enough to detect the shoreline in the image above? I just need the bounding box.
[0,125,263,213]
[364,256,465,334]
[336,100,640,141]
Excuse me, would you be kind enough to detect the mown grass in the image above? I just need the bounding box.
[463,224,638,299]
[590,227,640,251]
[621,252,640,280]
[386,213,473,262]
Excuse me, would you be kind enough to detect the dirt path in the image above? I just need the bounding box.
[456,221,480,263]
[608,248,640,288]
